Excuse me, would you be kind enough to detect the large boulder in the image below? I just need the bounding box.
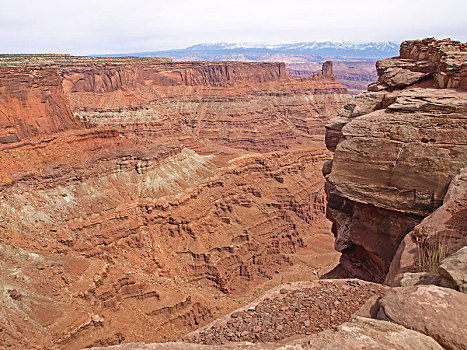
[288,316,443,350]
[438,246,467,293]
[378,285,467,350]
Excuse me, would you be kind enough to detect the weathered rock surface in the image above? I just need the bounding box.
[439,246,467,293]
[400,38,467,89]
[386,165,467,285]
[329,87,467,217]
[399,272,446,287]
[0,55,349,349]
[378,285,467,350]
[378,65,429,88]
[324,38,467,282]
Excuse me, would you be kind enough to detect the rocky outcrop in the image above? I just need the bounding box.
[324,38,467,282]
[369,38,467,91]
[400,38,467,89]
[386,165,467,285]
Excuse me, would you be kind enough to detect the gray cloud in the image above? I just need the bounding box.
[0,0,466,54]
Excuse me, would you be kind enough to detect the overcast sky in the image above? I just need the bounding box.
[1,0,466,55]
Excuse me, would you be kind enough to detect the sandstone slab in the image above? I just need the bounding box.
[378,286,467,350]
[289,316,443,350]
[439,246,467,293]
[380,67,429,88]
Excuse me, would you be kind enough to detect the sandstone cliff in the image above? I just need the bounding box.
[323,38,467,282]
[63,61,289,92]
[0,66,81,143]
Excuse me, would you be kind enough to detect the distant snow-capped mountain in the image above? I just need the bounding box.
[187,41,397,52]
[98,41,400,59]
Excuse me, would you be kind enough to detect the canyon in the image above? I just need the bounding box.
[90,38,467,350]
[1,37,466,350]
[0,55,350,349]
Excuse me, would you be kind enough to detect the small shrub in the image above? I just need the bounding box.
[415,235,450,273]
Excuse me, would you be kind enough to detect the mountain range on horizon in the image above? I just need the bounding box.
[97,40,400,60]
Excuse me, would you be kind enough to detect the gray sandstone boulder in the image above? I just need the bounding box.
[439,246,467,293]
[378,285,467,350]
[399,272,445,287]
[282,316,443,350]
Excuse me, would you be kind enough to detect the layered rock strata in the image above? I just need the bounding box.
[0,66,81,142]
[0,55,350,349]
[323,38,467,282]
[58,60,347,154]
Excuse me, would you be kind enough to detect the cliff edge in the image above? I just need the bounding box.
[324,37,467,282]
